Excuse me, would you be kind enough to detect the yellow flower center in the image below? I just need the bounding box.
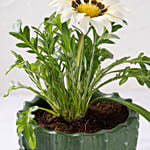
[72,0,107,18]
[77,3,101,17]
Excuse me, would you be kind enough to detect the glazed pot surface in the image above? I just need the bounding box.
[18,91,139,150]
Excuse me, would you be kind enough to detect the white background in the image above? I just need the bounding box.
[0,0,150,149]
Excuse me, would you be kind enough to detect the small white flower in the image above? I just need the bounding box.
[49,0,127,35]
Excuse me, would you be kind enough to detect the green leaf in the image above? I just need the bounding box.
[103,33,120,40]
[62,22,71,53]
[9,32,25,42]
[99,48,113,61]
[16,43,30,48]
[19,111,26,116]
[137,78,145,86]
[11,51,24,61]
[17,125,25,134]
[123,20,128,25]
[99,39,115,44]
[5,51,25,75]
[27,50,36,54]
[30,61,41,72]
[5,64,19,75]
[16,106,39,149]
[32,26,45,39]
[23,26,30,41]
[145,80,150,88]
[119,77,128,85]
[49,35,59,54]
[30,120,37,125]
[112,24,123,32]
[34,37,38,49]
[52,14,62,30]
[24,124,36,150]
[44,12,56,26]
[16,116,26,125]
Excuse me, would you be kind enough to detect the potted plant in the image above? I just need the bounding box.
[4,0,150,150]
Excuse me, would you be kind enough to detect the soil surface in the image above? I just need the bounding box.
[34,102,129,134]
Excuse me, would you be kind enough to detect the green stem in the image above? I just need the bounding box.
[127,60,150,65]
[38,107,59,117]
[75,33,84,67]
[101,59,150,79]
[89,72,150,99]
[82,44,96,100]
[66,63,71,90]
[75,32,84,111]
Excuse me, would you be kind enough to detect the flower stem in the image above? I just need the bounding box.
[76,33,84,67]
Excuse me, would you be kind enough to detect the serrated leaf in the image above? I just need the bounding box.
[17,125,25,134]
[24,124,36,150]
[16,116,26,125]
[16,106,39,149]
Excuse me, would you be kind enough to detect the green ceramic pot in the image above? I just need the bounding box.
[18,91,139,150]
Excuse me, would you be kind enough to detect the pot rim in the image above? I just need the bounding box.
[35,113,137,137]
[19,92,139,137]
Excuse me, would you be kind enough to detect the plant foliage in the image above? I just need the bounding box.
[5,13,150,149]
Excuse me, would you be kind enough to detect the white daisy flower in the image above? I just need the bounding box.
[49,0,127,35]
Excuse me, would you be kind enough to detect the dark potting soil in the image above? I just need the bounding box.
[34,102,129,134]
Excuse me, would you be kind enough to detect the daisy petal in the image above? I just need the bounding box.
[104,0,120,6]
[91,20,104,35]
[78,17,90,34]
[92,16,112,32]
[48,0,126,35]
